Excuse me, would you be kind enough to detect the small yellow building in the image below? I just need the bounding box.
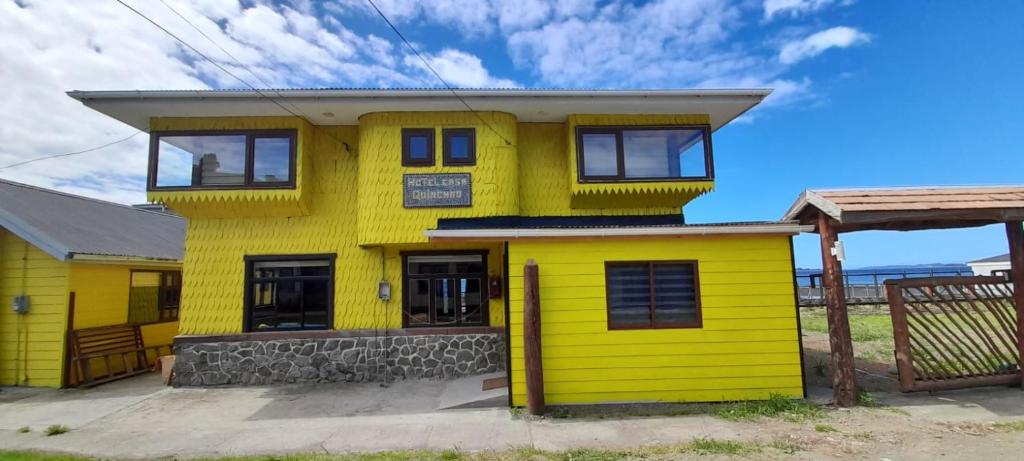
[70,88,807,404]
[0,179,183,387]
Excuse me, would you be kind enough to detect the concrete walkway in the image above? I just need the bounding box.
[2,375,1023,459]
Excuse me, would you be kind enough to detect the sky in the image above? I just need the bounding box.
[0,0,1021,269]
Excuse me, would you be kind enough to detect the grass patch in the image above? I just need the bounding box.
[814,424,839,433]
[17,426,30,434]
[0,437,801,461]
[713,394,822,422]
[800,309,893,342]
[44,425,69,437]
[856,390,880,407]
[993,420,1024,432]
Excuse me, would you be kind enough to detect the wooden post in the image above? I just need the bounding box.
[884,282,915,392]
[818,213,858,406]
[523,259,545,415]
[1005,221,1024,388]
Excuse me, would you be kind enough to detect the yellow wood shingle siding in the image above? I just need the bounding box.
[149,117,314,218]
[0,229,69,387]
[507,236,803,405]
[356,112,519,246]
[517,123,679,216]
[175,124,507,334]
[565,115,715,209]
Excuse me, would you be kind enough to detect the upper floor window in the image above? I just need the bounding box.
[443,128,476,166]
[402,128,435,167]
[576,126,713,182]
[150,130,296,190]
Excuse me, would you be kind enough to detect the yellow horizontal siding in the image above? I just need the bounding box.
[507,235,802,405]
[0,229,70,387]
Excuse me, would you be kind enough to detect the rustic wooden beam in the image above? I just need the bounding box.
[523,258,545,415]
[818,213,858,406]
[1005,221,1024,388]
[884,282,915,392]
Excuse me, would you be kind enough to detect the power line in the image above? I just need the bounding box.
[365,0,514,146]
[0,130,143,171]
[155,0,308,118]
[113,0,348,148]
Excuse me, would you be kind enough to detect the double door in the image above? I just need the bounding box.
[404,253,488,327]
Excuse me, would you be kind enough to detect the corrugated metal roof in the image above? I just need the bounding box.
[0,179,184,262]
[969,253,1010,264]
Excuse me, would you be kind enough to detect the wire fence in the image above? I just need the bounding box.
[796,268,979,306]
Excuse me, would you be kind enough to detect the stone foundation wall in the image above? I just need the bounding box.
[172,333,504,386]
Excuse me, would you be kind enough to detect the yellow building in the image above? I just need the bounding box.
[70,88,808,404]
[0,179,183,388]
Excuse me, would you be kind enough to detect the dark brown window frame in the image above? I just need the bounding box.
[402,128,436,167]
[401,250,490,328]
[442,128,476,166]
[127,269,181,324]
[605,260,703,330]
[576,125,715,183]
[242,253,337,333]
[148,129,297,191]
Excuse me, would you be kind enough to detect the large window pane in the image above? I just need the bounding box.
[253,137,291,183]
[246,257,333,332]
[581,132,618,177]
[622,128,707,179]
[403,253,488,328]
[578,127,711,180]
[128,270,181,324]
[152,131,295,188]
[606,264,651,327]
[653,263,698,325]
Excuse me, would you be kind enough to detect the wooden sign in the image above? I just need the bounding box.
[403,173,472,208]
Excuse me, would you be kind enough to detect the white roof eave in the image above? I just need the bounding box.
[66,88,772,131]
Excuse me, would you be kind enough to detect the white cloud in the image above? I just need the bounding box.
[779,26,870,65]
[405,49,519,88]
[764,0,832,20]
[0,0,511,203]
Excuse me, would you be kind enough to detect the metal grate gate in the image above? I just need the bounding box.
[884,276,1021,392]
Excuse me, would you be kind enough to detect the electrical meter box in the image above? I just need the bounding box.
[11,295,29,314]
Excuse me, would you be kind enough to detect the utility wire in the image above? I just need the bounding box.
[0,130,143,171]
[365,0,514,146]
[113,0,348,148]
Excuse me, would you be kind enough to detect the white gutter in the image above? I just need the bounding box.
[68,253,183,266]
[425,223,813,240]
[67,88,773,100]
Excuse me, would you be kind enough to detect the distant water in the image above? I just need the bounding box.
[794,264,973,287]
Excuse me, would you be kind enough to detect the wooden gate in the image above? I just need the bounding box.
[884,276,1021,392]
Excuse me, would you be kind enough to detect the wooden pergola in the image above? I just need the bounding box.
[783,186,1024,406]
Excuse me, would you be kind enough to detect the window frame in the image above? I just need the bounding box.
[402,128,436,167]
[604,260,703,330]
[242,253,336,333]
[127,269,182,324]
[442,128,476,166]
[148,129,297,191]
[575,125,715,183]
[400,250,490,328]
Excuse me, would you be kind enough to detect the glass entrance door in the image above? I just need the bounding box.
[404,253,488,327]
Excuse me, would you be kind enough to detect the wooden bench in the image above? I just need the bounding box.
[69,324,171,388]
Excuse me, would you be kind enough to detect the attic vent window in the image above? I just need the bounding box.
[576,126,714,182]
[150,129,296,190]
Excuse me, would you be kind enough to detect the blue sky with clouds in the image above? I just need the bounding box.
[1,0,1022,268]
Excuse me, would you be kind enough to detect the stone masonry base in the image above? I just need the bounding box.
[172,333,505,386]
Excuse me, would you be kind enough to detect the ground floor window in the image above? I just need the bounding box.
[127,270,181,323]
[244,254,335,332]
[605,260,701,329]
[403,252,488,328]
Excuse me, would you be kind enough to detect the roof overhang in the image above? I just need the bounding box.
[425,222,811,242]
[783,186,1024,233]
[66,88,772,131]
[67,253,183,266]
